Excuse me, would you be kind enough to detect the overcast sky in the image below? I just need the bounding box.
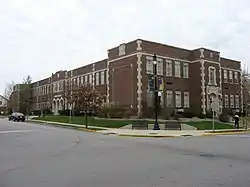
[1,0,250,95]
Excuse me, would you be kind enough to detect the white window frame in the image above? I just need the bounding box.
[166,90,173,107]
[229,71,233,83]
[81,76,84,85]
[89,74,92,84]
[84,75,87,84]
[223,69,228,83]
[234,72,238,84]
[175,91,182,108]
[230,94,234,108]
[208,66,216,85]
[184,91,190,108]
[96,72,100,86]
[224,94,229,108]
[235,94,239,108]
[174,61,181,78]
[146,56,153,74]
[100,71,105,85]
[157,58,163,75]
[183,62,189,78]
[166,59,172,77]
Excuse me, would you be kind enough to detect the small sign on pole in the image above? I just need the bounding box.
[211,101,218,132]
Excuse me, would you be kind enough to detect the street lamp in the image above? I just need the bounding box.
[153,54,160,130]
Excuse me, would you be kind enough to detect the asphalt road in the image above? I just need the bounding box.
[0,119,250,187]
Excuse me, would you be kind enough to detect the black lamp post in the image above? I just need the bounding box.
[153,54,160,130]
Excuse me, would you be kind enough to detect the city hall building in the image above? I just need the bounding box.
[11,39,243,116]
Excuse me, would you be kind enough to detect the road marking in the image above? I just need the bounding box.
[0,130,37,134]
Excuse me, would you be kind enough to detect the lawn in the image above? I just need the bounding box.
[32,115,134,128]
[186,121,234,130]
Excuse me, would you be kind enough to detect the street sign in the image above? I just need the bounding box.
[211,101,218,112]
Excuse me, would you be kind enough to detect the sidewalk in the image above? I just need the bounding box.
[28,119,249,138]
[100,128,250,137]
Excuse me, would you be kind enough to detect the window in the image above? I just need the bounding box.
[175,91,182,107]
[89,74,92,84]
[96,72,99,85]
[223,69,228,83]
[235,95,239,108]
[183,63,189,78]
[146,57,153,74]
[59,81,63,91]
[166,60,172,76]
[230,94,234,108]
[208,67,216,85]
[224,94,229,108]
[84,75,88,84]
[229,71,233,83]
[101,71,105,85]
[184,92,190,108]
[166,90,173,107]
[234,72,238,84]
[81,76,84,85]
[157,59,163,75]
[175,61,181,77]
[147,91,154,107]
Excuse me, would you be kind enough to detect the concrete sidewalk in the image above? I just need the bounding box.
[100,128,250,137]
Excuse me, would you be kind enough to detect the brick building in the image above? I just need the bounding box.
[11,39,243,116]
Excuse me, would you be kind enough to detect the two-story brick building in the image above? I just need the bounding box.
[11,39,242,116]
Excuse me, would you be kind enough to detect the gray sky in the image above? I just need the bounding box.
[1,0,250,95]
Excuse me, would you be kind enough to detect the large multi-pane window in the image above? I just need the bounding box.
[166,60,172,76]
[184,92,190,108]
[175,91,182,107]
[235,95,239,108]
[183,63,189,78]
[234,72,238,84]
[166,90,173,107]
[224,94,229,108]
[175,61,181,77]
[96,72,99,85]
[230,94,234,108]
[229,71,233,83]
[208,67,216,85]
[223,69,228,83]
[100,71,105,85]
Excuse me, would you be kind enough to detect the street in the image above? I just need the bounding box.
[0,119,250,187]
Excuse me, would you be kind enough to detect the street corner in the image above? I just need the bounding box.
[203,129,250,136]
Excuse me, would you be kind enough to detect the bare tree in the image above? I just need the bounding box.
[4,81,15,99]
[71,83,105,128]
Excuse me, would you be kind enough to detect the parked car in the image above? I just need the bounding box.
[8,112,25,122]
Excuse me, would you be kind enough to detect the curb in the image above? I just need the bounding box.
[26,120,99,133]
[118,134,176,138]
[203,131,250,136]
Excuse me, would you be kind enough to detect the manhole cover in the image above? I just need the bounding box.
[199,153,215,158]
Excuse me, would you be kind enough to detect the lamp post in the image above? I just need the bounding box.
[153,54,160,130]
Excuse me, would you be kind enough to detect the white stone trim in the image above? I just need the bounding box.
[107,58,110,103]
[192,59,220,65]
[141,52,192,63]
[200,60,206,114]
[137,53,142,116]
[221,67,241,72]
[118,44,126,56]
[108,52,138,63]
[136,40,142,51]
[240,71,243,112]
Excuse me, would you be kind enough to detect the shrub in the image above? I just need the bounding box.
[182,110,195,118]
[199,113,206,119]
[206,110,213,119]
[219,113,230,122]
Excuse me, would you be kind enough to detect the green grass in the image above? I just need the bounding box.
[32,115,134,128]
[186,121,234,130]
